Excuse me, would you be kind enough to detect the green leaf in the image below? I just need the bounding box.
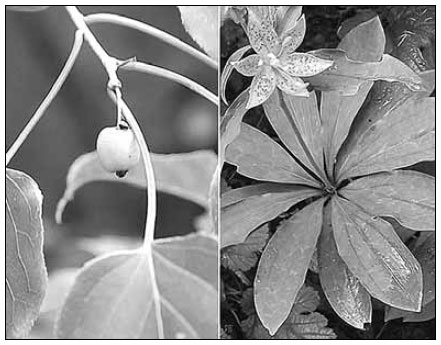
[178,6,218,59]
[243,312,335,339]
[6,169,47,339]
[226,123,319,186]
[307,49,423,95]
[55,233,218,339]
[263,90,324,180]
[385,232,435,322]
[255,198,325,335]
[321,15,384,178]
[340,170,435,230]
[337,97,434,180]
[338,16,385,62]
[282,91,325,173]
[318,202,372,330]
[332,196,423,312]
[241,285,335,339]
[56,150,217,223]
[220,87,249,163]
[221,45,251,104]
[221,184,319,248]
[221,225,270,272]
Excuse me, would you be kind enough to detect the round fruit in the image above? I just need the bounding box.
[96,124,140,174]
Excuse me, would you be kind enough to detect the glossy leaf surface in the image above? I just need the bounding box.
[332,197,423,312]
[255,198,325,335]
[341,171,435,230]
[221,184,320,247]
[318,202,371,330]
[337,97,434,180]
[226,123,319,186]
[263,90,322,179]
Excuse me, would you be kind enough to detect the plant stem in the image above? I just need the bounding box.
[108,91,157,246]
[6,31,83,166]
[121,61,217,105]
[65,6,164,337]
[65,6,120,87]
[65,6,157,245]
[85,13,217,70]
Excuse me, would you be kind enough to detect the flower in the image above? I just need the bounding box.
[233,6,334,109]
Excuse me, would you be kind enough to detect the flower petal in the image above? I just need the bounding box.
[247,67,277,109]
[275,69,309,96]
[280,14,306,55]
[233,54,262,76]
[281,53,334,77]
[275,6,303,37]
[247,8,282,55]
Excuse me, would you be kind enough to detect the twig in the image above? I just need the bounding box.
[66,6,164,338]
[6,31,84,166]
[85,13,217,70]
[121,61,218,105]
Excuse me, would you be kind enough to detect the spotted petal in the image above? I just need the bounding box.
[233,54,262,77]
[281,53,334,77]
[247,67,276,109]
[280,14,306,55]
[275,69,309,97]
[247,8,282,56]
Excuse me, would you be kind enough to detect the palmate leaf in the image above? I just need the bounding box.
[306,49,423,95]
[225,122,319,187]
[255,198,325,335]
[321,16,384,178]
[340,170,435,230]
[221,183,320,247]
[56,150,217,223]
[55,233,218,339]
[385,232,435,322]
[263,90,324,180]
[6,169,47,339]
[331,197,423,312]
[336,97,434,180]
[318,202,372,330]
[282,90,324,172]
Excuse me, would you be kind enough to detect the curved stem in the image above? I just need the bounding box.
[6,31,83,166]
[107,91,157,246]
[121,61,218,105]
[85,13,217,70]
[66,6,164,337]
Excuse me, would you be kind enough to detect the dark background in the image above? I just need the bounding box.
[6,6,218,271]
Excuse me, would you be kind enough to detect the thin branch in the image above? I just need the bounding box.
[121,61,218,105]
[65,7,164,337]
[85,13,217,70]
[6,31,84,166]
